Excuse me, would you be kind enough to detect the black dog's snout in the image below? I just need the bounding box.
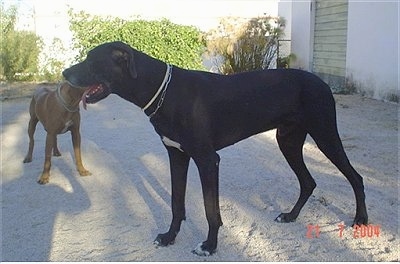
[62,68,71,79]
[62,62,95,87]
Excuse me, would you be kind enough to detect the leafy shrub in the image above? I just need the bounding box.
[205,16,285,74]
[0,4,42,81]
[39,38,68,82]
[68,10,206,70]
[277,53,296,69]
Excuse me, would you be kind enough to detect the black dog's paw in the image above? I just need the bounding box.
[23,156,32,163]
[154,233,175,247]
[275,213,296,223]
[191,241,216,256]
[352,215,368,226]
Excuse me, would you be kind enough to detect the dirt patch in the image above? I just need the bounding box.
[1,89,398,261]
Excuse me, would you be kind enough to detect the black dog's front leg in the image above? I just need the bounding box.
[155,147,190,246]
[192,152,223,256]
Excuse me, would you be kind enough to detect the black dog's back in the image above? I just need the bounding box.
[181,68,337,150]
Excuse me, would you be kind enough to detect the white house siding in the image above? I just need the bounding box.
[287,0,398,101]
[312,0,348,92]
[346,1,399,101]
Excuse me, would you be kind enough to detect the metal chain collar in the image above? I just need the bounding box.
[148,65,173,119]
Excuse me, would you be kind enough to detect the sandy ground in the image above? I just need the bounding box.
[1,87,399,261]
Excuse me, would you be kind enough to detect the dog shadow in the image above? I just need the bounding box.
[2,155,91,261]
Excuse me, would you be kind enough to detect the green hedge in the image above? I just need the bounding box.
[69,10,206,70]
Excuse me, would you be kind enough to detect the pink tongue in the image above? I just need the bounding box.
[81,89,90,110]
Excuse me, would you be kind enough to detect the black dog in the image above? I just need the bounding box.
[63,41,368,256]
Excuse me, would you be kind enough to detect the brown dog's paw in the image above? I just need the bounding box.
[78,169,92,177]
[37,176,50,185]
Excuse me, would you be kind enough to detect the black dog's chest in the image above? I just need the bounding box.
[151,116,184,150]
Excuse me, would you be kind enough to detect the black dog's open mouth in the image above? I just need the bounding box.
[81,83,111,109]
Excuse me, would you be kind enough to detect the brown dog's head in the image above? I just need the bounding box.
[62,41,137,105]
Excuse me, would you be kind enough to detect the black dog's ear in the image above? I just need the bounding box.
[111,42,138,79]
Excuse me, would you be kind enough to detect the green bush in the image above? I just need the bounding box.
[39,38,68,82]
[0,4,42,81]
[206,16,285,74]
[68,10,206,70]
[277,53,296,69]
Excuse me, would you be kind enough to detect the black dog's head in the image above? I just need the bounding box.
[62,41,137,105]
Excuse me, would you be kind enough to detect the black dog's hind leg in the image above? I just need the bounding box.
[155,147,190,246]
[192,152,223,256]
[310,128,368,226]
[275,125,316,223]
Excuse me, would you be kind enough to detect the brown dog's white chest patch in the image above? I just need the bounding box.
[162,136,183,152]
[61,120,73,134]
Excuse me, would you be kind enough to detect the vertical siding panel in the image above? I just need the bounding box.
[312,0,348,91]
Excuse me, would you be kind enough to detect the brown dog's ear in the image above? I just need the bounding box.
[111,42,138,79]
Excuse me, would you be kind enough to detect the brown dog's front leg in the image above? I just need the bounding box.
[71,126,91,176]
[38,133,55,184]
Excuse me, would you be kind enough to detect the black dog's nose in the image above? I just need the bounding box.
[62,68,70,79]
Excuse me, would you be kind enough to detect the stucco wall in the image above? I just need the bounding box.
[346,1,399,101]
[278,0,292,38]
[290,0,313,71]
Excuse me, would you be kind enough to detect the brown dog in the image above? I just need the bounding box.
[23,82,92,184]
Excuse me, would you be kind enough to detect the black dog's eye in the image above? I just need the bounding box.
[115,57,126,66]
[111,50,126,63]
